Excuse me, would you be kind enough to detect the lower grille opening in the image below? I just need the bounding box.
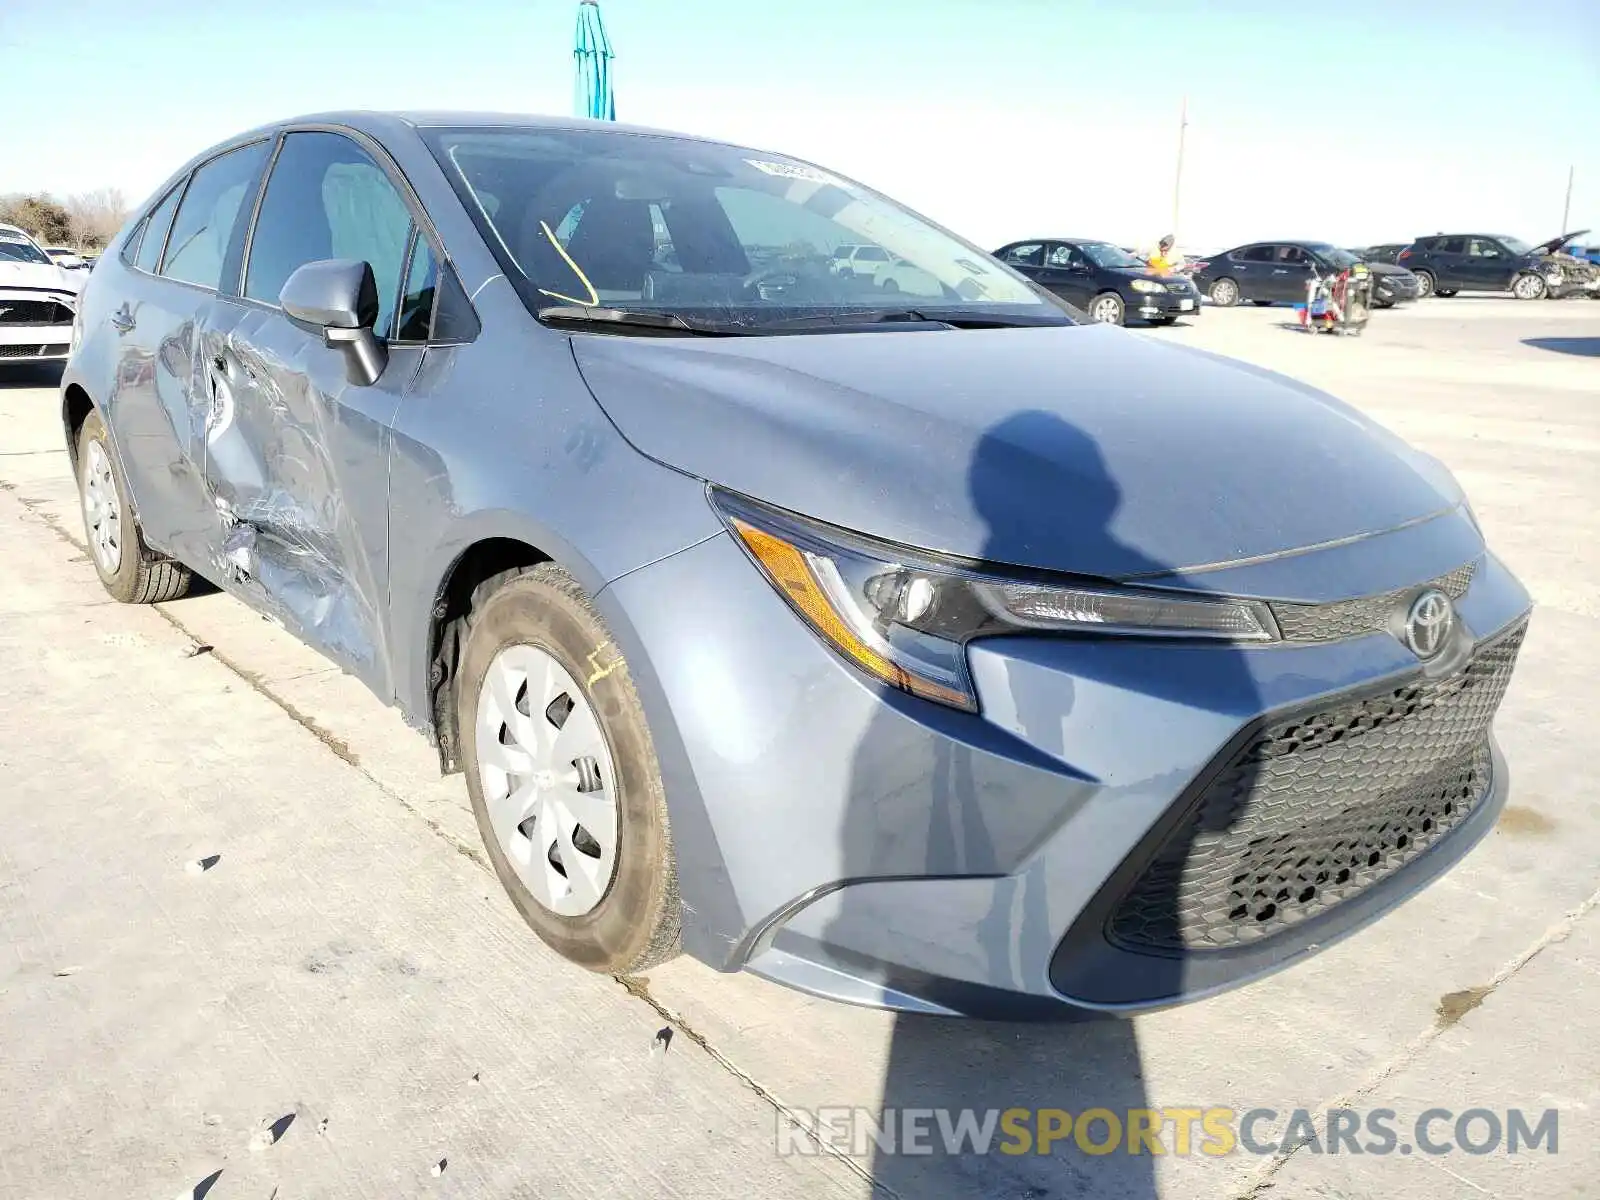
[1108,624,1524,954]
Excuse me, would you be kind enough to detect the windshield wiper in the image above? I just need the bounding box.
[536,305,737,335]
[752,310,1068,332]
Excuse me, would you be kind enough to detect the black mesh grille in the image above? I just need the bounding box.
[1269,560,1476,643]
[1108,622,1524,953]
[0,300,73,325]
[0,344,42,358]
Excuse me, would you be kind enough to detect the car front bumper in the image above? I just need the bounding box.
[600,518,1532,1017]
[1133,286,1201,321]
[1373,276,1421,304]
[0,291,75,362]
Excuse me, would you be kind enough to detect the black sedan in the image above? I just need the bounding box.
[1196,241,1419,308]
[994,238,1200,325]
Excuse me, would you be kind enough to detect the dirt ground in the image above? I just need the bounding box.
[1,295,1595,1199]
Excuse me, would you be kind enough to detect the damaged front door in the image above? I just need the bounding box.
[195,130,426,695]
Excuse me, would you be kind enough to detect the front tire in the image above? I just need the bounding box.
[1511,273,1547,301]
[75,409,192,604]
[458,564,680,975]
[1208,277,1240,306]
[1088,291,1125,324]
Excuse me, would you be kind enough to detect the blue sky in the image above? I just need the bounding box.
[3,0,1595,250]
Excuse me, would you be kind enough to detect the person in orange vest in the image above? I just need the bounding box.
[1147,234,1185,275]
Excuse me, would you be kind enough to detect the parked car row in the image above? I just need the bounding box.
[1192,242,1419,310]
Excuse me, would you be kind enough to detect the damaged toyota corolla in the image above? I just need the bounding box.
[62,113,1531,1017]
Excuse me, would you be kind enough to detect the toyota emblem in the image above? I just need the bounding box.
[1404,589,1454,659]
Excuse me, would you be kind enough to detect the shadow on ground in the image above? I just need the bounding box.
[0,363,64,390]
[826,410,1266,1198]
[1523,337,1600,358]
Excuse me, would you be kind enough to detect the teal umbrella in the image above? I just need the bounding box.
[573,0,616,121]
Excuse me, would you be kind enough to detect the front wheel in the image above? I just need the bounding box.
[75,409,192,604]
[1511,273,1548,301]
[1088,292,1125,324]
[880,277,900,293]
[1208,277,1240,306]
[459,564,680,974]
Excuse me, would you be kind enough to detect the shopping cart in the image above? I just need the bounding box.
[1298,261,1373,336]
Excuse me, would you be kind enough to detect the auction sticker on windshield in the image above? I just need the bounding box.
[745,159,838,185]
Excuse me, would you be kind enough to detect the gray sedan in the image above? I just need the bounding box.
[62,112,1530,1017]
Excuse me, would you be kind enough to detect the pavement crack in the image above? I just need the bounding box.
[1234,882,1600,1198]
[614,974,898,1198]
[146,603,490,871]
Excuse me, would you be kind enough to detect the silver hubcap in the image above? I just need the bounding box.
[1514,276,1541,299]
[81,440,122,575]
[476,644,619,917]
[1418,275,1432,295]
[1091,296,1122,323]
[1213,281,1236,304]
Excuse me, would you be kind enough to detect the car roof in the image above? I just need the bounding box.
[228,110,773,154]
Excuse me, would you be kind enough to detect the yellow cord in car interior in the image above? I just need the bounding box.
[536,220,601,307]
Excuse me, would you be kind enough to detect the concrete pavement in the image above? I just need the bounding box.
[0,297,1596,1198]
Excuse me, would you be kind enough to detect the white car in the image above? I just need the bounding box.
[44,245,89,271]
[829,243,894,280]
[875,255,945,298]
[0,224,81,366]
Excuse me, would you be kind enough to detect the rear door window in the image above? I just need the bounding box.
[1437,237,1467,254]
[1004,243,1043,266]
[132,185,183,274]
[160,140,271,289]
[1239,245,1276,262]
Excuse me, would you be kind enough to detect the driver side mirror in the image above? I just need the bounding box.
[280,259,388,387]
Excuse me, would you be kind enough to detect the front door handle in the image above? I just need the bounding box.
[110,306,136,334]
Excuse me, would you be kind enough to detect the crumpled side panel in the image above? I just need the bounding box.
[196,306,401,688]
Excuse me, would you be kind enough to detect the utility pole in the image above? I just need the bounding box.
[1561,165,1574,233]
[1171,96,1188,241]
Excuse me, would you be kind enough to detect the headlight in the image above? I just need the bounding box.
[713,490,1278,712]
[1131,279,1165,294]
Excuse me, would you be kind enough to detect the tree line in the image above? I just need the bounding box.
[0,189,129,250]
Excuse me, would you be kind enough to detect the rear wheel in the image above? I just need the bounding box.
[459,564,680,974]
[1088,292,1125,324]
[1413,270,1435,298]
[1511,273,1547,301]
[75,409,192,604]
[1208,277,1240,306]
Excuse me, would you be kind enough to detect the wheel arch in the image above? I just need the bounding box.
[62,383,95,471]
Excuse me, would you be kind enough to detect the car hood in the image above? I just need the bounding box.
[1532,229,1589,256]
[0,260,81,295]
[1363,261,1412,277]
[572,323,1465,581]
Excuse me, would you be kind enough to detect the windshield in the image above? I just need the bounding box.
[0,237,51,266]
[1307,244,1360,269]
[1079,242,1147,270]
[421,126,1066,330]
[1499,236,1534,255]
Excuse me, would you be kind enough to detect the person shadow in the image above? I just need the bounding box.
[825,409,1268,1198]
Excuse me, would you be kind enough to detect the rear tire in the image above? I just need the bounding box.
[1208,277,1240,306]
[1413,270,1435,298]
[458,563,681,975]
[75,409,192,605]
